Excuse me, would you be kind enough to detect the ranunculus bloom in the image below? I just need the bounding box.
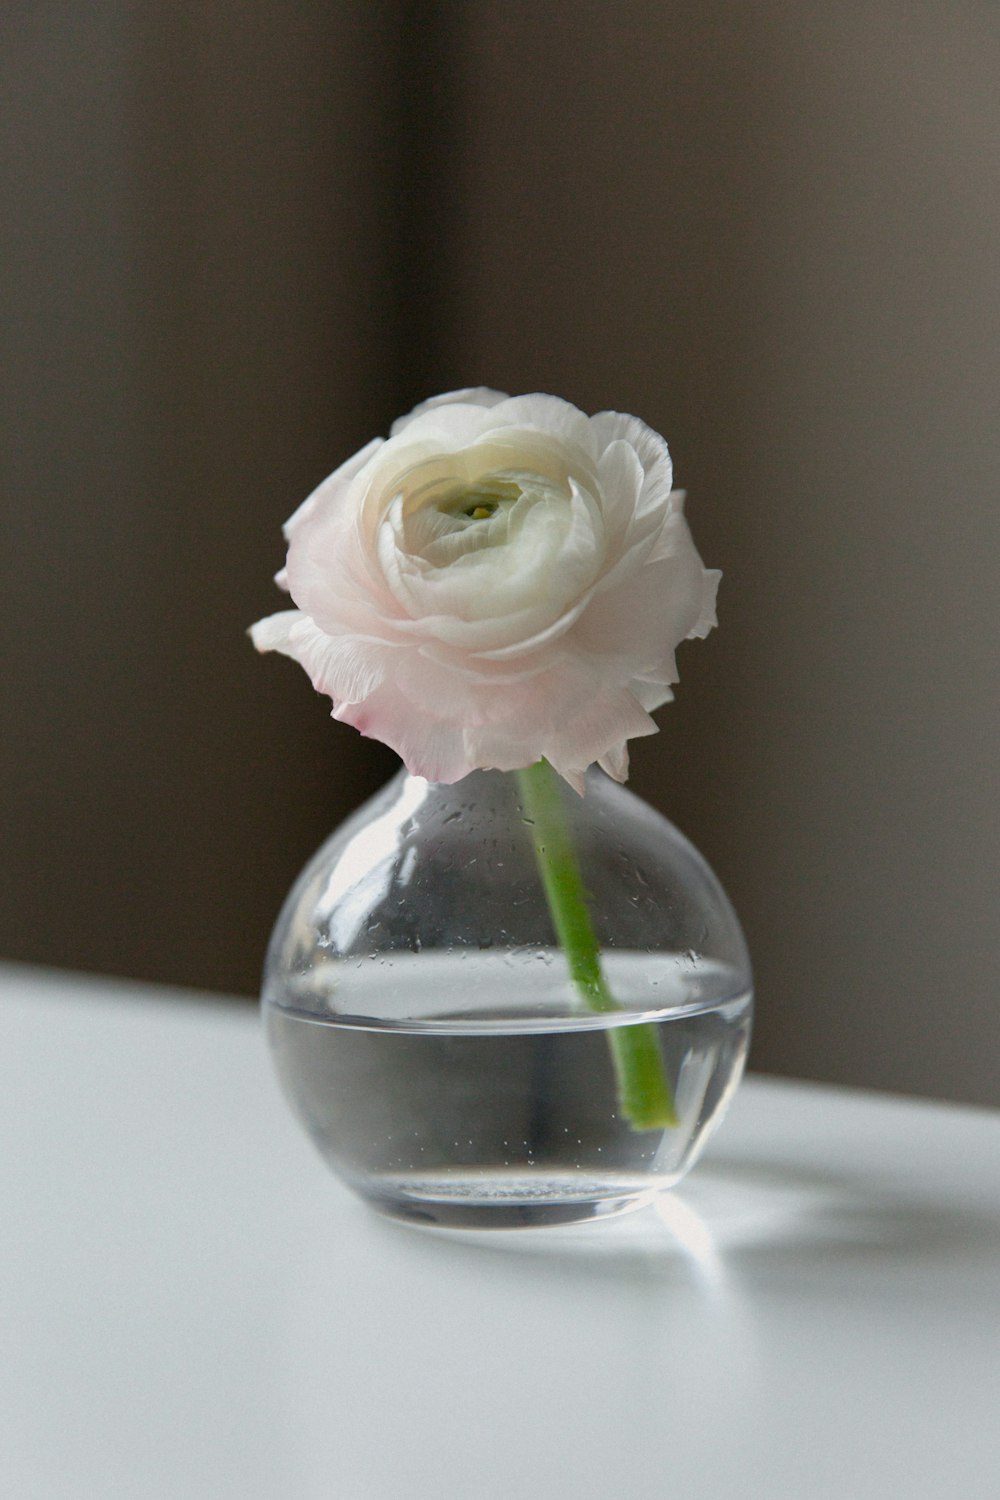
[250,388,719,790]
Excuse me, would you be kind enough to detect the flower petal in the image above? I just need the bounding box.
[541,685,657,788]
[598,742,630,782]
[591,409,673,486]
[250,610,391,705]
[336,686,473,783]
[577,506,719,684]
[282,436,384,539]
[483,394,598,462]
[389,387,509,436]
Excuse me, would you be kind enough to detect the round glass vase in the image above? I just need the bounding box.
[263,766,752,1229]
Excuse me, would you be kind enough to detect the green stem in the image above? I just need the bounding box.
[515,760,678,1131]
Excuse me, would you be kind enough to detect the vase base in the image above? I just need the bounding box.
[358,1171,668,1229]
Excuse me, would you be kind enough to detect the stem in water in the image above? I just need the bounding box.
[515,760,678,1131]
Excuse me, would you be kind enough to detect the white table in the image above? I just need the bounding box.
[3,963,999,1500]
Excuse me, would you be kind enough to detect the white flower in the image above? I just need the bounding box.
[250,388,719,790]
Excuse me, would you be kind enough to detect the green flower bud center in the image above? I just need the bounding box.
[437,476,524,523]
[394,466,572,572]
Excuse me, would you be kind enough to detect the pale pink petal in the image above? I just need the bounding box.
[385,600,569,653]
[595,439,645,548]
[690,569,722,637]
[631,679,675,712]
[336,687,473,783]
[577,508,718,684]
[479,394,598,460]
[385,649,558,750]
[472,588,595,662]
[389,387,509,436]
[287,494,406,639]
[576,560,683,679]
[598,742,630,782]
[282,436,383,538]
[591,409,673,486]
[249,610,391,705]
[249,609,302,653]
[540,686,657,786]
[383,404,512,451]
[449,655,656,785]
[589,442,666,589]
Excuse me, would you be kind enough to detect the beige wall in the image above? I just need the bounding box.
[4,4,998,1103]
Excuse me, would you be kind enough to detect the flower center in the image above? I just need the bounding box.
[386,463,580,581]
[428,474,525,525]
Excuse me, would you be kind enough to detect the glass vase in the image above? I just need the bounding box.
[263,767,752,1228]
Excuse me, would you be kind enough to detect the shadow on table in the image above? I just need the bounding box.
[369,1151,1000,1299]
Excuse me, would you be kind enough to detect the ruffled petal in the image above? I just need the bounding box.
[249,610,391,706]
[577,504,719,686]
[598,742,630,783]
[282,436,383,539]
[336,686,473,783]
[482,394,598,462]
[541,686,657,789]
[690,569,721,637]
[590,409,673,489]
[630,679,675,712]
[390,387,509,436]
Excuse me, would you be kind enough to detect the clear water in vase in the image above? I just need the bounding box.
[266,950,751,1227]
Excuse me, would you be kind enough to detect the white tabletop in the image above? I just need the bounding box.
[3,963,999,1500]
